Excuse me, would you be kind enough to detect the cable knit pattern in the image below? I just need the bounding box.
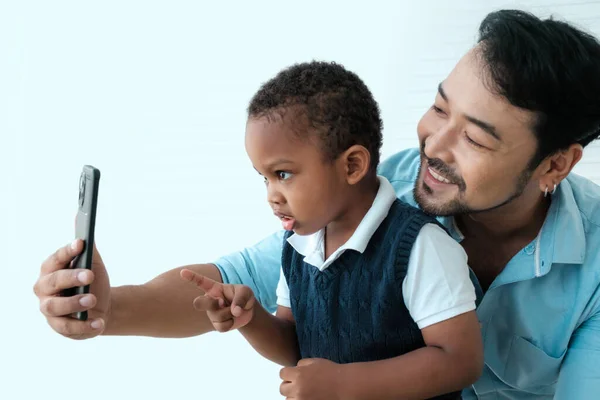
[282,199,462,400]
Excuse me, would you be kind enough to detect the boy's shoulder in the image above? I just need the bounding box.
[387,199,442,230]
[372,199,443,250]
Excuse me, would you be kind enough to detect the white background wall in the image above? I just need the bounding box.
[1,1,599,398]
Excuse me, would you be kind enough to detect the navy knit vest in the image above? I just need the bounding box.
[282,199,465,400]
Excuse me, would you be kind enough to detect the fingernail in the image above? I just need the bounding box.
[77,271,90,283]
[71,240,78,250]
[79,295,93,307]
[91,319,104,329]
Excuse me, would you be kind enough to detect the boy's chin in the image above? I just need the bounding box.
[290,224,317,236]
[292,221,323,236]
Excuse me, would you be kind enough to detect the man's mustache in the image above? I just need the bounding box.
[420,141,466,191]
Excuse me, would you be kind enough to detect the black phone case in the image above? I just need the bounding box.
[71,165,100,321]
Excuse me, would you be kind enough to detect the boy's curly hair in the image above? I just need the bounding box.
[248,61,383,172]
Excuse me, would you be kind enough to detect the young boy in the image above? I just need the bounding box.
[181,61,483,399]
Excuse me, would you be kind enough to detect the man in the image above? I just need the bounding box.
[34,10,600,399]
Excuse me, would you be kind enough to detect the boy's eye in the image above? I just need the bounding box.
[277,171,292,180]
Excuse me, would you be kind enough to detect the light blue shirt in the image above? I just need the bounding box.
[214,148,600,399]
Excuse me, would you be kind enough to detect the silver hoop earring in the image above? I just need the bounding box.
[551,183,557,195]
[544,186,548,198]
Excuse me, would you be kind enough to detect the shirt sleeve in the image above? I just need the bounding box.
[213,230,285,313]
[276,267,291,308]
[555,305,600,398]
[402,223,476,329]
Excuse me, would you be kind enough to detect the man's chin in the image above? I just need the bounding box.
[414,183,459,217]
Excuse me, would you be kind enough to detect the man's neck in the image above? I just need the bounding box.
[456,187,551,242]
[324,178,379,259]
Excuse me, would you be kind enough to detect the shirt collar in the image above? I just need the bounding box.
[538,177,586,267]
[441,177,586,270]
[287,176,397,270]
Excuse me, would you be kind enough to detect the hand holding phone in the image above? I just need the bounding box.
[69,165,100,321]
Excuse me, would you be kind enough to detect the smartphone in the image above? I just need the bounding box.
[70,165,101,321]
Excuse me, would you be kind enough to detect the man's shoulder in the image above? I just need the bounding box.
[566,173,600,234]
[378,148,421,182]
[377,148,421,207]
[562,174,600,314]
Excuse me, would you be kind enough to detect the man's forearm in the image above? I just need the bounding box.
[343,346,482,400]
[103,263,222,338]
[240,305,300,366]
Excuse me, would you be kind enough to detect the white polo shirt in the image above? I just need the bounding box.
[276,176,476,330]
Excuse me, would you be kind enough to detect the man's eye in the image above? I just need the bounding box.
[465,133,486,149]
[432,105,446,115]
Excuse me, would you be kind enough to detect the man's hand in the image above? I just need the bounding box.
[33,240,110,339]
[279,358,347,400]
[180,269,256,332]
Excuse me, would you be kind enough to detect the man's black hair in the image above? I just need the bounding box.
[477,9,600,166]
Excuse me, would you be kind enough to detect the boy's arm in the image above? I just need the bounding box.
[279,223,483,399]
[240,268,300,366]
[342,310,482,399]
[180,267,300,367]
[341,222,482,398]
[240,305,300,367]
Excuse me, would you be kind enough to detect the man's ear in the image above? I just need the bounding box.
[537,143,583,194]
[340,145,371,185]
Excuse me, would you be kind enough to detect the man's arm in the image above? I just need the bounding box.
[104,263,222,337]
[240,306,300,367]
[342,311,483,399]
[105,230,284,337]
[35,231,284,339]
[555,309,600,398]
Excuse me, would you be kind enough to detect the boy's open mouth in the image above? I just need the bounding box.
[273,211,296,231]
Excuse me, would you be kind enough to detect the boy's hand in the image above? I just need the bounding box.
[180,269,255,332]
[279,358,347,400]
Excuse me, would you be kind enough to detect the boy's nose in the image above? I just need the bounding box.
[267,185,285,205]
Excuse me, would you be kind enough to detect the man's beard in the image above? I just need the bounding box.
[413,144,533,217]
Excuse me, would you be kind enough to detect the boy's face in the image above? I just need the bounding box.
[245,115,348,235]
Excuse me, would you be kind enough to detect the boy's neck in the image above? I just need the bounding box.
[324,176,380,259]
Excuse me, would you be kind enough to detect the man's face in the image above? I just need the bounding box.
[414,49,540,216]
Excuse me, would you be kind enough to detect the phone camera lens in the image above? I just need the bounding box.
[79,173,86,207]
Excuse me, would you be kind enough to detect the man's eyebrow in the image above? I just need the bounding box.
[438,82,502,142]
[438,83,448,102]
[466,116,502,141]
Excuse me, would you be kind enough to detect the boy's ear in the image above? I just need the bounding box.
[341,145,371,185]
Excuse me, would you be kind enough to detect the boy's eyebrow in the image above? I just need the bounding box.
[437,82,502,142]
[264,159,295,169]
